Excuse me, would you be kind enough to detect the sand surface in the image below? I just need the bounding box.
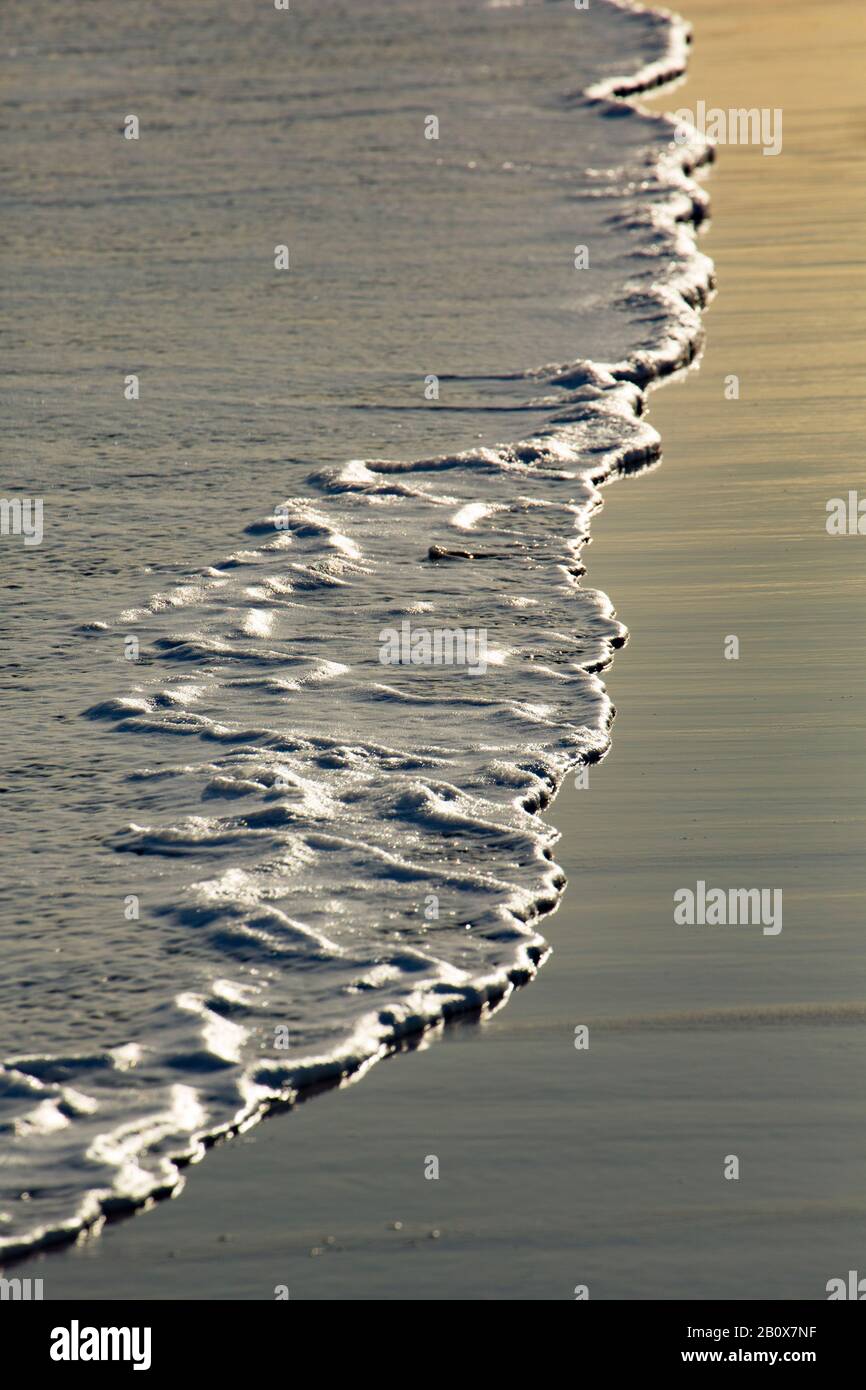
[37,0,866,1299]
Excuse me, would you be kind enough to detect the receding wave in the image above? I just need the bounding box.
[0,0,714,1260]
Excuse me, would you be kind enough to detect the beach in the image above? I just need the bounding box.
[10,0,866,1300]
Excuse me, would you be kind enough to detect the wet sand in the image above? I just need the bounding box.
[38,0,866,1298]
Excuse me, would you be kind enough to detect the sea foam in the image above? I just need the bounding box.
[0,0,712,1259]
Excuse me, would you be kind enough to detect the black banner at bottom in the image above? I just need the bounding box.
[2,1299,861,1375]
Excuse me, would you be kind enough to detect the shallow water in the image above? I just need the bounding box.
[0,0,712,1256]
